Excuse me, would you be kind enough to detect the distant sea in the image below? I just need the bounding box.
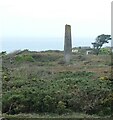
[1,37,111,53]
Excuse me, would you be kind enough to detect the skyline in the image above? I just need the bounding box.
[0,0,112,52]
[2,37,111,53]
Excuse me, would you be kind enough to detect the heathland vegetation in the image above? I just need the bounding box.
[1,47,113,118]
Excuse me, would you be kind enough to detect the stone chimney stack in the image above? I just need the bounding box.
[64,24,72,63]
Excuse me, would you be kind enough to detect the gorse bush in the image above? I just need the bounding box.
[2,70,112,115]
[57,101,66,114]
[2,50,112,116]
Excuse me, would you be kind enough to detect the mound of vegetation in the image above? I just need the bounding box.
[2,50,112,117]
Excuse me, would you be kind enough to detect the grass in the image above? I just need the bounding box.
[3,112,110,119]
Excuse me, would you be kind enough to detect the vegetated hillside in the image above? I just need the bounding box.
[2,50,112,117]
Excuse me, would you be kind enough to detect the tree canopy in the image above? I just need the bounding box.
[92,34,111,55]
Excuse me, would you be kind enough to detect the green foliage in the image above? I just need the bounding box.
[56,101,66,114]
[2,70,11,82]
[2,50,112,116]
[2,70,111,115]
[0,51,7,56]
[92,34,111,55]
[15,55,35,62]
[100,48,111,55]
[42,95,56,112]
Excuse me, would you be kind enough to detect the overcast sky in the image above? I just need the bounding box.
[0,0,112,52]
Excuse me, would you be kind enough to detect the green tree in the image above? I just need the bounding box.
[0,51,7,56]
[92,34,111,55]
